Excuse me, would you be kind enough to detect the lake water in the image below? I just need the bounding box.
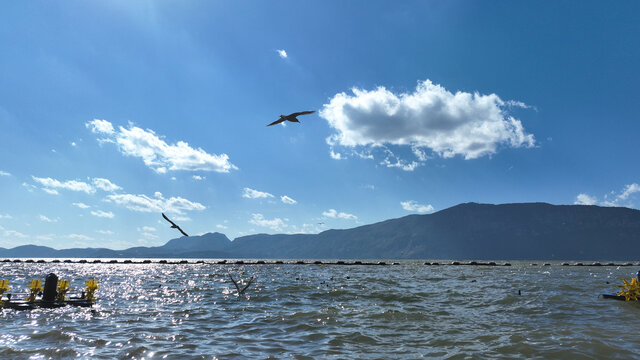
[1,260,639,359]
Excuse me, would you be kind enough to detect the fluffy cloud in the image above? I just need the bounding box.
[401,200,435,213]
[0,170,11,176]
[91,210,115,218]
[66,234,94,241]
[3,229,28,239]
[72,202,91,209]
[281,195,297,205]
[92,178,122,192]
[575,183,640,207]
[32,176,95,194]
[86,119,237,173]
[39,215,57,222]
[276,49,288,59]
[32,176,121,194]
[106,191,205,214]
[192,175,205,181]
[618,183,640,201]
[249,213,287,231]
[87,119,114,135]
[242,187,274,199]
[320,79,535,169]
[574,193,597,205]
[322,209,357,220]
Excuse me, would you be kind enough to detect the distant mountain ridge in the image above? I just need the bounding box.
[2,203,640,260]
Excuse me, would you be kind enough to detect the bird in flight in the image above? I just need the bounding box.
[267,110,315,126]
[162,213,189,237]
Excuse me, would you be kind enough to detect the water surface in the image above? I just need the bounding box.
[1,260,639,359]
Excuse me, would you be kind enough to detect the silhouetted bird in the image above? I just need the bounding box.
[267,110,315,126]
[162,213,189,237]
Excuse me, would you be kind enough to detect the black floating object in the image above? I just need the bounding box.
[267,110,315,127]
[162,212,189,237]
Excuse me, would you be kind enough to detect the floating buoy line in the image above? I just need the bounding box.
[0,273,97,310]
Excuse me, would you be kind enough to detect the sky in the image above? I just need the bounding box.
[1,1,639,249]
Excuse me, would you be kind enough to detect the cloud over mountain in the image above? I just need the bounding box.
[401,200,434,213]
[320,79,535,169]
[106,191,205,214]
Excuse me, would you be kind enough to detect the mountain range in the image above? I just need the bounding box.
[2,202,640,260]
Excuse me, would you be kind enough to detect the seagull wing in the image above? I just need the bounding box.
[228,273,241,294]
[239,276,255,294]
[177,226,189,237]
[162,213,189,236]
[289,110,315,117]
[267,118,286,126]
[162,212,177,227]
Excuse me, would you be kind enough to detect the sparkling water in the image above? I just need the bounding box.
[1,260,639,359]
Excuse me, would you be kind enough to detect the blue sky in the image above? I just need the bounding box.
[1,1,639,249]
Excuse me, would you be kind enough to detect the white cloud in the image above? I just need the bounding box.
[574,193,597,205]
[22,182,37,192]
[141,226,156,232]
[72,202,91,209]
[66,234,94,241]
[281,195,297,205]
[39,215,58,222]
[91,210,115,218]
[0,213,12,219]
[249,213,287,231]
[216,224,228,229]
[322,209,357,220]
[140,232,158,239]
[86,119,114,134]
[320,79,535,168]
[192,175,205,181]
[576,183,640,207]
[97,230,114,235]
[276,49,288,59]
[0,170,11,176]
[86,119,237,173]
[92,178,122,192]
[32,176,95,194]
[329,150,343,160]
[3,230,28,239]
[106,191,205,214]
[243,187,274,199]
[401,200,435,213]
[618,183,640,201]
[32,176,120,194]
[71,141,77,147]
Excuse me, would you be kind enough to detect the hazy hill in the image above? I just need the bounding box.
[2,203,639,260]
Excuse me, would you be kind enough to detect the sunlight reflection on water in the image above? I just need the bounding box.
[1,261,640,358]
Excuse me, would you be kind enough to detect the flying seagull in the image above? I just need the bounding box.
[267,110,316,127]
[162,213,189,237]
